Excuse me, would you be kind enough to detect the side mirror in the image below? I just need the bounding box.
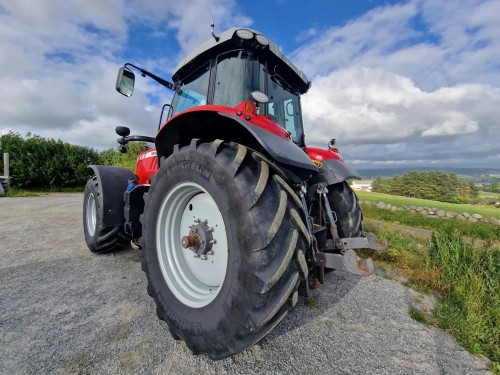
[328,138,336,150]
[116,67,135,97]
[115,126,130,137]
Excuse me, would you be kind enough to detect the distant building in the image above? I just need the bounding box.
[351,180,373,191]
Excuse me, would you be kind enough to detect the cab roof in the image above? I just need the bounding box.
[172,27,311,94]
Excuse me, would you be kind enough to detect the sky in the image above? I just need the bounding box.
[0,0,499,169]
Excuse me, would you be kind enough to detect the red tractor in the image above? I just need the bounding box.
[83,26,385,360]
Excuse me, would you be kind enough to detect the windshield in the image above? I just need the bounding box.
[170,62,210,116]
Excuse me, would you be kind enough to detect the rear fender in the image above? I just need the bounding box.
[155,110,318,180]
[89,165,135,226]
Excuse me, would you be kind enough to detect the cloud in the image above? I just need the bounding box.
[294,0,500,167]
[0,0,251,150]
[302,66,500,167]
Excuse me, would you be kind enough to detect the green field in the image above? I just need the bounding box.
[356,191,500,219]
[478,191,500,199]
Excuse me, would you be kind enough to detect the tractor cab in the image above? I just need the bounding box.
[117,28,311,148]
[169,28,311,147]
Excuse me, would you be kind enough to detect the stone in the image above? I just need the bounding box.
[376,202,387,209]
[409,206,416,211]
[391,206,398,212]
[416,207,424,212]
[472,214,482,220]
[467,217,478,223]
[445,211,457,218]
[462,212,471,219]
[364,201,372,206]
[456,214,467,221]
[420,210,429,216]
[428,210,436,215]
[436,210,446,217]
[489,217,498,225]
[386,204,392,210]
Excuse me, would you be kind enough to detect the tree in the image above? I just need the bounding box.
[99,142,150,171]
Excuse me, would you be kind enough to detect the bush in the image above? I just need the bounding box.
[0,132,99,189]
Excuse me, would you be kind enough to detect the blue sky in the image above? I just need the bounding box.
[0,0,499,169]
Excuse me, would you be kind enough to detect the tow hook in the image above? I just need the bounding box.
[313,233,387,276]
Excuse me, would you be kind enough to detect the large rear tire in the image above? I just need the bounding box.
[327,181,363,237]
[140,140,309,359]
[83,176,129,253]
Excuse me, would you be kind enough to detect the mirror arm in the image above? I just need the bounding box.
[124,63,175,91]
[117,135,155,145]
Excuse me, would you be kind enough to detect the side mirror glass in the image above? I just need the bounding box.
[116,67,135,97]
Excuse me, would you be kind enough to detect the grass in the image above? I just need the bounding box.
[356,191,500,219]
[362,204,500,242]
[429,232,499,368]
[478,191,500,198]
[361,218,499,371]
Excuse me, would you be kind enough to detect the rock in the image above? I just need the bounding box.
[391,206,398,212]
[386,204,392,210]
[409,206,416,211]
[467,217,478,223]
[489,217,498,224]
[376,202,387,209]
[472,214,482,220]
[416,207,424,212]
[445,211,457,218]
[394,276,409,284]
[436,210,446,217]
[397,207,405,211]
[481,218,490,223]
[462,212,471,219]
[364,201,372,206]
[456,214,467,221]
[420,210,429,216]
[428,210,436,215]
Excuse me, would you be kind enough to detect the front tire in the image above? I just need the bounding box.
[141,140,309,359]
[327,181,363,237]
[83,176,129,253]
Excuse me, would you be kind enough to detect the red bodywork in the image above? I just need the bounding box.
[135,102,344,183]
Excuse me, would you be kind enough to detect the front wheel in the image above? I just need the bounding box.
[140,140,309,359]
[83,176,129,253]
[327,181,363,237]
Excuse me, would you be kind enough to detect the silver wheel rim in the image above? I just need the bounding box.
[156,182,229,308]
[86,193,97,237]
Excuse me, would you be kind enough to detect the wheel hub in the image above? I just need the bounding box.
[181,219,216,259]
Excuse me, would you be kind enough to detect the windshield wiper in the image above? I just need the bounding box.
[270,73,296,94]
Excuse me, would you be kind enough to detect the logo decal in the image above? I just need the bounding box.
[312,159,323,168]
[168,160,212,181]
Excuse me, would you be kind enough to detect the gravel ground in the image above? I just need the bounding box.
[0,193,492,374]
